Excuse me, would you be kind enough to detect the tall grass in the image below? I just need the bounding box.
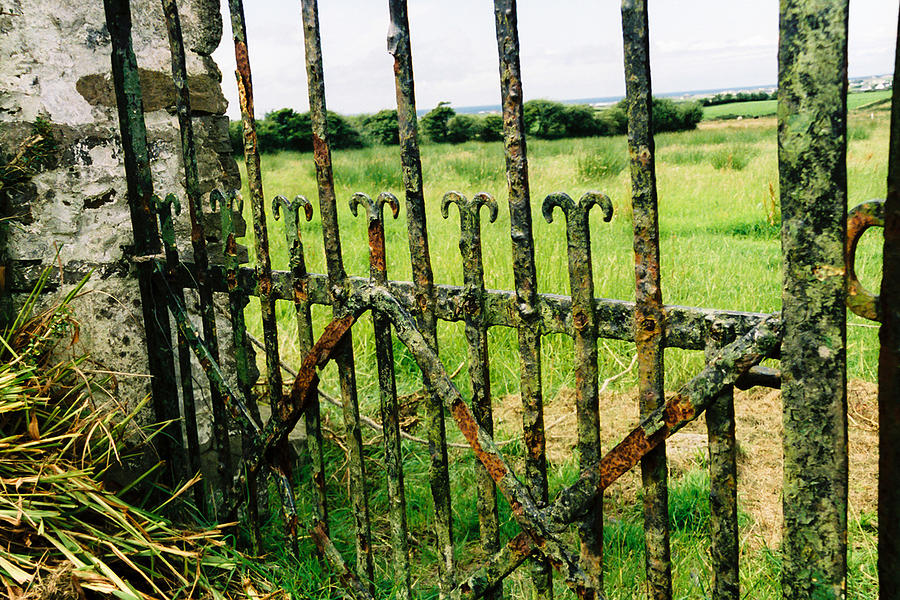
[230,108,887,598]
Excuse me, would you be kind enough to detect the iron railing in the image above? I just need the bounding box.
[100,0,895,598]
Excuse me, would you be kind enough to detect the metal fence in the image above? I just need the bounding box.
[102,0,896,598]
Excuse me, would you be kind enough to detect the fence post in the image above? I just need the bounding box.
[620,1,672,597]
[778,1,849,598]
[704,319,739,600]
[300,0,375,590]
[103,0,183,488]
[879,6,900,595]
[387,2,456,591]
[492,1,552,597]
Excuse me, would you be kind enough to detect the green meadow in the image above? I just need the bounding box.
[702,88,891,120]
[233,104,888,598]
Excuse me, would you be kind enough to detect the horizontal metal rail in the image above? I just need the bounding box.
[167,264,771,349]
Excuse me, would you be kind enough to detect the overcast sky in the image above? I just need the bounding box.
[212,0,899,118]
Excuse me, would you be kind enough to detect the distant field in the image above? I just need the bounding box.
[702,88,892,120]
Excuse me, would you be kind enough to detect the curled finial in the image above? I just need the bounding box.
[350,192,397,222]
[472,192,499,223]
[154,192,182,215]
[208,189,223,211]
[542,192,576,224]
[579,191,614,222]
[273,194,314,222]
[440,190,466,220]
[542,191,614,225]
[376,192,400,220]
[210,188,243,213]
[349,192,375,219]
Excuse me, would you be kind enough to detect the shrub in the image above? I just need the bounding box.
[447,114,478,143]
[421,101,455,143]
[523,99,568,139]
[361,109,399,145]
[604,98,703,135]
[595,104,628,136]
[478,113,504,142]
[228,119,244,154]
[562,104,602,137]
[255,108,366,153]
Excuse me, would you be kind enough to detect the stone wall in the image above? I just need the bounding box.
[0,0,244,419]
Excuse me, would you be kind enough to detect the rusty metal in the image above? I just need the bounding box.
[492,2,551,596]
[387,2,455,588]
[845,200,885,321]
[544,313,782,527]
[442,191,501,589]
[704,319,739,600]
[542,191,612,591]
[213,189,262,548]
[451,532,537,600]
[225,0,286,476]
[310,523,376,600]
[734,366,781,390]
[160,0,231,489]
[350,192,412,600]
[103,0,183,489]
[880,8,900,594]
[106,0,874,596]
[300,0,374,589]
[272,194,329,533]
[778,1,849,597]
[173,263,773,348]
[153,193,204,506]
[620,1,672,596]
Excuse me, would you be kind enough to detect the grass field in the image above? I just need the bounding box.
[702,88,892,120]
[232,103,889,598]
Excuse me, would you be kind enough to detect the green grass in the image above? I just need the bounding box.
[702,89,892,120]
[231,109,887,598]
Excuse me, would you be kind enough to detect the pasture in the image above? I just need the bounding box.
[233,105,888,598]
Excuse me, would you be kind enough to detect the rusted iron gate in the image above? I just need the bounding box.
[101,0,897,598]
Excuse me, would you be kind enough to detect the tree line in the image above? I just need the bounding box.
[699,90,775,107]
[229,97,703,154]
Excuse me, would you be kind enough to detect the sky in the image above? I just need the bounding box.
[212,0,899,118]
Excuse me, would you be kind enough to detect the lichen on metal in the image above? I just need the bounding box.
[778,1,849,597]
[880,8,900,594]
[542,191,612,592]
[300,0,374,589]
[620,0,672,596]
[442,191,501,594]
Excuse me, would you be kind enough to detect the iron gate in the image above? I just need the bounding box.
[101,0,897,598]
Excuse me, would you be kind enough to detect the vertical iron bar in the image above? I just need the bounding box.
[542,192,613,594]
[879,6,900,594]
[226,0,298,546]
[704,319,739,600]
[273,195,329,532]
[226,0,286,452]
[351,192,412,600]
[160,0,232,491]
[778,1,849,598]
[442,191,501,598]
[300,0,375,589]
[103,0,183,488]
[387,1,455,589]
[154,194,205,509]
[215,189,262,550]
[620,1,672,597]
[491,2,551,598]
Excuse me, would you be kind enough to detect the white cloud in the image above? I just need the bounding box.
[213,0,898,118]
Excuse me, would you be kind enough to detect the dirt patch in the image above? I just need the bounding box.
[494,380,878,548]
